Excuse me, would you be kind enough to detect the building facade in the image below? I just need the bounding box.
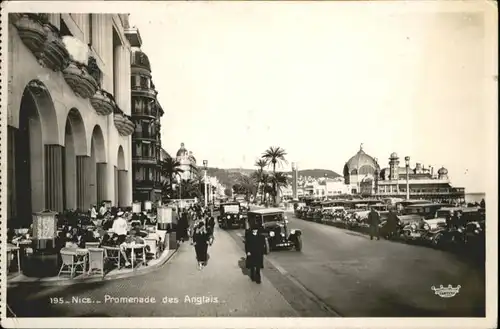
[7,13,134,227]
[126,26,165,203]
[176,143,197,181]
[343,144,380,194]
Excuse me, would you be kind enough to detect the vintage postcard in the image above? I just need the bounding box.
[0,1,497,328]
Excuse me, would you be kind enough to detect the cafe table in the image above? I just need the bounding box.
[123,243,147,270]
[60,247,89,273]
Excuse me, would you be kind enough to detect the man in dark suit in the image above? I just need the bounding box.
[368,207,381,240]
[244,224,267,284]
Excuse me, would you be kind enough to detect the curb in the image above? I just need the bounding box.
[7,248,179,288]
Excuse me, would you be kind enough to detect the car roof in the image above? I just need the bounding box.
[248,208,284,215]
[405,203,444,208]
[221,202,239,206]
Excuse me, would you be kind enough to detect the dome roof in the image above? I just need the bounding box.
[176,143,188,157]
[131,48,151,72]
[390,152,398,159]
[438,167,448,175]
[345,145,379,171]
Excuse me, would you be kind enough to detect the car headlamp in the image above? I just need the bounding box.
[474,229,479,234]
[457,228,463,233]
[227,215,230,219]
[290,229,296,234]
[239,214,242,218]
[411,223,417,230]
[423,223,430,231]
[269,231,275,237]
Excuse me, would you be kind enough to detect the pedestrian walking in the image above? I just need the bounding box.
[368,207,381,240]
[384,209,399,239]
[192,221,211,270]
[244,225,267,284]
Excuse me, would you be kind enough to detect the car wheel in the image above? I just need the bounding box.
[295,235,302,251]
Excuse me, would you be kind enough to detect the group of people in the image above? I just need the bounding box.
[174,204,216,270]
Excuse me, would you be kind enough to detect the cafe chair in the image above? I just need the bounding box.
[58,250,86,278]
[87,248,105,277]
[144,238,159,259]
[85,242,100,249]
[103,246,121,269]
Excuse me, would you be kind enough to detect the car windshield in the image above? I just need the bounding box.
[436,210,451,218]
[263,213,284,223]
[223,205,239,213]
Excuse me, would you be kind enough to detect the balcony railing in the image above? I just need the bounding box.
[134,179,163,189]
[132,156,158,165]
[133,131,157,140]
[375,191,465,196]
[131,84,157,99]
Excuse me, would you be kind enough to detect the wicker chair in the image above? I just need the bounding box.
[103,246,121,269]
[85,242,100,249]
[58,250,86,278]
[87,248,105,277]
[144,238,159,259]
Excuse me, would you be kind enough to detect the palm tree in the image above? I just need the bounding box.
[270,172,289,202]
[254,159,268,203]
[259,173,272,204]
[238,175,257,202]
[261,146,287,205]
[160,158,184,198]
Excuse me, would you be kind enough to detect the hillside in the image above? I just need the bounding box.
[206,167,341,192]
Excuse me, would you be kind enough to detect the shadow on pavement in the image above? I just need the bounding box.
[238,257,250,277]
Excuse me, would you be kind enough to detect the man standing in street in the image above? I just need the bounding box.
[384,208,400,239]
[368,207,381,240]
[244,223,267,284]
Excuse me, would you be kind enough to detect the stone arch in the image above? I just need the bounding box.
[91,125,107,163]
[23,80,60,144]
[10,86,46,225]
[65,108,88,156]
[350,169,358,175]
[117,145,126,170]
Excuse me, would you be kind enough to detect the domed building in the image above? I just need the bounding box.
[343,144,380,194]
[176,143,197,181]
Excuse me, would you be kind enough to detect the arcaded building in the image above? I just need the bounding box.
[7,13,134,227]
[126,27,165,203]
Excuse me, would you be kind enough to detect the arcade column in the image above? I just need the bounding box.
[76,156,91,210]
[45,145,64,212]
[96,162,108,204]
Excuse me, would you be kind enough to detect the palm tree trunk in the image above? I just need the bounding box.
[272,162,277,205]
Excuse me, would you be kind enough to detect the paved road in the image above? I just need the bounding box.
[6,226,298,317]
[227,212,485,317]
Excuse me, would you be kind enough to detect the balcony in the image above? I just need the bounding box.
[62,36,98,98]
[114,113,135,136]
[131,85,158,100]
[133,131,157,141]
[12,14,48,59]
[90,89,116,116]
[132,156,158,165]
[134,179,163,190]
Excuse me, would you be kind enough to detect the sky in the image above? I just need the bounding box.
[129,1,497,193]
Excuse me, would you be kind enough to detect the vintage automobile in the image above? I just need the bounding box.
[401,203,452,219]
[399,214,447,243]
[218,202,245,229]
[322,206,346,221]
[246,208,302,252]
[432,207,484,249]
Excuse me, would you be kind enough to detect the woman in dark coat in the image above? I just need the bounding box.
[192,221,211,270]
[176,210,189,243]
[244,227,267,284]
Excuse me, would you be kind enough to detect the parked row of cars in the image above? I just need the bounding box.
[295,200,485,257]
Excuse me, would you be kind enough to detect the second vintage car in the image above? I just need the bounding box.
[246,208,303,253]
[218,202,245,229]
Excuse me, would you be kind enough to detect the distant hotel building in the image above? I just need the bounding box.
[343,145,465,203]
[126,25,165,203]
[176,143,197,181]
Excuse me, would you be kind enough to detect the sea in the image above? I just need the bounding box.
[465,193,486,204]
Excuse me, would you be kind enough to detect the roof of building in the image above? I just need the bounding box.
[438,167,448,175]
[345,145,379,172]
[176,143,188,157]
[248,208,284,215]
[131,48,151,71]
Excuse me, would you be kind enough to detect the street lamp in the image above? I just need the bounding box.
[203,160,208,207]
[405,156,410,200]
[374,157,379,197]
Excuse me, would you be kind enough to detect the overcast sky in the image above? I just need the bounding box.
[130,1,497,193]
